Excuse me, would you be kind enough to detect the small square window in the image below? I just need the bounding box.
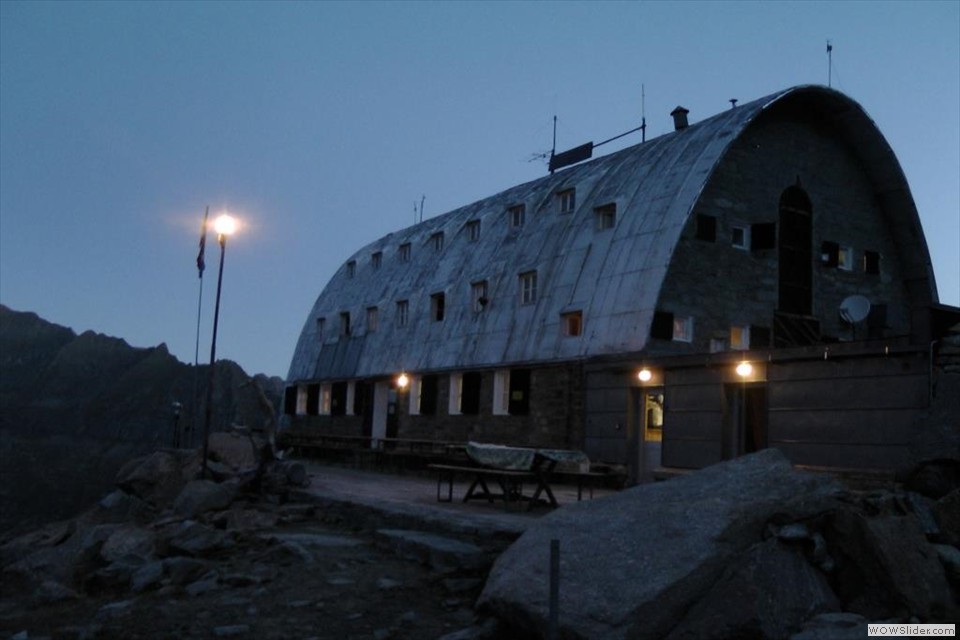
[366,307,378,333]
[371,251,382,269]
[594,204,616,231]
[471,281,489,312]
[399,243,411,262]
[346,260,356,278]
[519,271,538,305]
[339,312,351,337]
[466,220,481,242]
[430,232,444,252]
[731,226,749,250]
[508,204,526,229]
[730,325,750,350]
[396,300,409,327]
[864,250,880,275]
[430,292,445,322]
[562,311,583,337]
[837,246,854,271]
[696,215,716,242]
[558,189,576,214]
[672,316,693,342]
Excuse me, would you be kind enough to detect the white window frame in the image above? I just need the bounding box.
[731,225,749,250]
[509,204,525,229]
[399,243,411,262]
[519,271,538,305]
[408,375,421,416]
[345,381,356,416]
[837,245,854,271]
[672,316,694,343]
[558,189,576,214]
[295,385,308,415]
[493,370,510,415]
[448,373,463,415]
[319,384,332,415]
[594,204,616,231]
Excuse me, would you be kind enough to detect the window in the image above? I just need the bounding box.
[331,382,348,416]
[508,369,531,415]
[448,372,481,415]
[430,232,444,252]
[751,223,776,251]
[731,226,749,250]
[366,306,378,333]
[650,311,674,340]
[319,384,332,415]
[493,370,510,415]
[471,280,489,312]
[672,316,694,342]
[339,312,351,337]
[837,246,854,271]
[508,204,526,229]
[306,384,320,415]
[399,243,411,262]
[864,250,880,275]
[396,300,409,327]
[710,337,728,353]
[730,325,750,350]
[346,260,356,278]
[430,292,446,322]
[345,381,356,416]
[419,374,439,415]
[562,311,583,337]
[696,214,716,242]
[466,220,481,242]
[595,203,616,230]
[558,189,576,214]
[371,251,382,269]
[519,271,538,305]
[316,317,325,340]
[448,374,462,415]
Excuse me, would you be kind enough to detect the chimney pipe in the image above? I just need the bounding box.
[670,106,689,131]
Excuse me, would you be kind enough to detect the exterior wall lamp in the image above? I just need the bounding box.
[396,372,410,390]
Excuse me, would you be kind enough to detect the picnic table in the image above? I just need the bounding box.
[429,442,592,511]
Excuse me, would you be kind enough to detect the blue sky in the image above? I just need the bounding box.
[1,1,957,378]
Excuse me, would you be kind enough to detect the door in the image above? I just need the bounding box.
[723,383,768,459]
[631,387,664,483]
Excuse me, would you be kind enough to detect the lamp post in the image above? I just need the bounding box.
[201,213,237,478]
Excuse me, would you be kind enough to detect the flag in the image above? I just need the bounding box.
[196,206,209,278]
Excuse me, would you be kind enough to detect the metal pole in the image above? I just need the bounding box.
[201,234,227,479]
[549,538,560,640]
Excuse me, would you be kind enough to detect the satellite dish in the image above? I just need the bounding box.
[839,295,871,324]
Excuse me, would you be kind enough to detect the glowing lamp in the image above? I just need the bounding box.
[396,372,410,390]
[638,368,653,383]
[214,213,237,237]
[736,361,753,378]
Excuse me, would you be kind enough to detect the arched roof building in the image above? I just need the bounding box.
[285,85,948,477]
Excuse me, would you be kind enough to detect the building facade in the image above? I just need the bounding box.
[284,85,951,480]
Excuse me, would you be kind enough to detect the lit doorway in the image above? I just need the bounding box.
[634,388,664,482]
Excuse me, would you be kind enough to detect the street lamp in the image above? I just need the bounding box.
[201,213,237,478]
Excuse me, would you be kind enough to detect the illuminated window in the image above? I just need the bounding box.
[558,189,576,214]
[519,271,538,305]
[672,316,693,343]
[471,280,489,312]
[837,246,854,271]
[493,370,510,415]
[508,204,526,229]
[295,385,308,415]
[366,306,378,333]
[562,311,583,337]
[319,384,332,415]
[730,325,750,350]
[396,300,409,327]
[594,203,616,230]
[371,251,382,269]
[399,243,411,262]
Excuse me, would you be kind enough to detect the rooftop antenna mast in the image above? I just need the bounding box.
[641,84,646,143]
[827,39,833,88]
[419,194,425,223]
[549,115,558,174]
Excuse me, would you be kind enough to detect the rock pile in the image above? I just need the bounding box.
[478,449,959,640]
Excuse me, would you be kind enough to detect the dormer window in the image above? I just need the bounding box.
[519,271,538,305]
[466,220,481,242]
[346,260,356,278]
[471,281,489,312]
[399,242,411,262]
[430,292,446,322]
[562,311,583,336]
[371,251,382,269]
[430,232,444,252]
[508,204,526,229]
[594,203,616,230]
[339,312,351,337]
[396,300,409,327]
[558,189,576,214]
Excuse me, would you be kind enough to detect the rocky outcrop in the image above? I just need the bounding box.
[478,449,958,639]
[0,304,284,534]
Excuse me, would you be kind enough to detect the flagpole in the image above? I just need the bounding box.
[191,205,210,448]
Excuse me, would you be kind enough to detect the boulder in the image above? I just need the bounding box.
[164,520,233,557]
[477,449,844,640]
[665,538,840,640]
[208,431,258,472]
[99,524,156,564]
[116,450,199,508]
[934,488,960,545]
[173,479,240,518]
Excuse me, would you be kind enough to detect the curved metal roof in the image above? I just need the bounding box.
[288,85,936,382]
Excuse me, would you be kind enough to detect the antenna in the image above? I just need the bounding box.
[827,39,833,88]
[419,195,425,223]
[549,115,558,174]
[641,84,646,143]
[839,294,871,340]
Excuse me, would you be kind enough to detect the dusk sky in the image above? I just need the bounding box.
[1,1,957,379]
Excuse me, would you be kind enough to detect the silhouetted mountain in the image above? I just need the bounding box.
[0,304,283,535]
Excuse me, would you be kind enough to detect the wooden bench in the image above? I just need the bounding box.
[428,463,548,511]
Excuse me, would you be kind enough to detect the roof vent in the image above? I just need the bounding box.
[670,106,690,131]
